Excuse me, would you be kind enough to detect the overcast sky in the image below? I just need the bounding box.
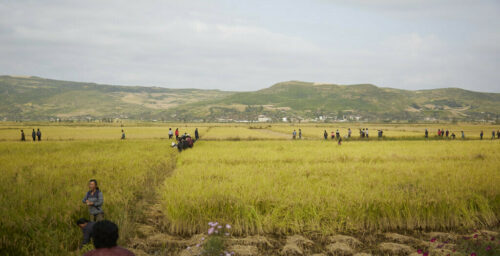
[1,0,499,92]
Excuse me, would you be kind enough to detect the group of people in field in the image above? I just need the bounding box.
[291,127,385,144]
[169,127,200,151]
[479,129,500,140]
[425,128,500,140]
[76,179,135,256]
[19,128,42,141]
[427,128,462,139]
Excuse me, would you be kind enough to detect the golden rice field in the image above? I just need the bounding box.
[0,139,176,255]
[161,140,500,235]
[0,122,499,255]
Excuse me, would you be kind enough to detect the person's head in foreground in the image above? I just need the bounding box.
[84,220,135,256]
[76,218,89,229]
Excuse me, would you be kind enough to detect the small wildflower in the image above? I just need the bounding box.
[226,224,231,229]
[186,246,191,250]
[208,227,215,235]
[473,234,478,238]
[201,237,205,241]
[423,252,429,256]
[218,225,222,229]
[491,236,495,241]
[417,249,423,254]
[196,244,200,247]
[486,246,491,251]
[470,253,476,256]
[430,238,437,242]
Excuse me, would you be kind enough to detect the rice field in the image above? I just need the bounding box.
[160,140,500,235]
[0,122,499,255]
[0,140,176,255]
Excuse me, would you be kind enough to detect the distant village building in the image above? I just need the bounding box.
[282,117,288,122]
[258,115,271,122]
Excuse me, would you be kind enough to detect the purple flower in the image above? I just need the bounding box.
[473,234,478,238]
[423,252,429,256]
[201,237,205,241]
[196,244,200,247]
[208,227,215,235]
[226,224,231,229]
[470,253,476,256]
[430,238,437,242]
[217,225,222,229]
[486,246,492,251]
[437,244,444,248]
[186,246,191,250]
[417,249,423,254]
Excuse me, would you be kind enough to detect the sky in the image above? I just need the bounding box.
[0,0,499,92]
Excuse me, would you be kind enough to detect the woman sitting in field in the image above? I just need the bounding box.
[82,179,104,221]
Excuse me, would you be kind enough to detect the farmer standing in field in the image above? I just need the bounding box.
[168,128,173,139]
[492,130,496,140]
[348,128,351,138]
[480,130,483,140]
[497,130,500,139]
[461,131,465,139]
[323,130,328,140]
[336,129,340,139]
[292,129,297,139]
[331,131,335,140]
[121,130,125,140]
[32,129,36,141]
[20,130,25,141]
[76,218,95,249]
[425,128,428,138]
[365,128,369,138]
[195,128,199,140]
[36,128,42,141]
[298,129,302,139]
[82,179,104,221]
[175,128,179,140]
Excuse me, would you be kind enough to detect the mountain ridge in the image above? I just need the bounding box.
[1,75,499,122]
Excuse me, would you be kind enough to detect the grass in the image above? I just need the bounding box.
[160,140,500,235]
[0,140,176,255]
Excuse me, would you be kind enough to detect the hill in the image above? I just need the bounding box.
[167,81,500,122]
[0,76,233,121]
[1,77,499,122]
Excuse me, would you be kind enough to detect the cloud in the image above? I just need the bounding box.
[0,0,499,92]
